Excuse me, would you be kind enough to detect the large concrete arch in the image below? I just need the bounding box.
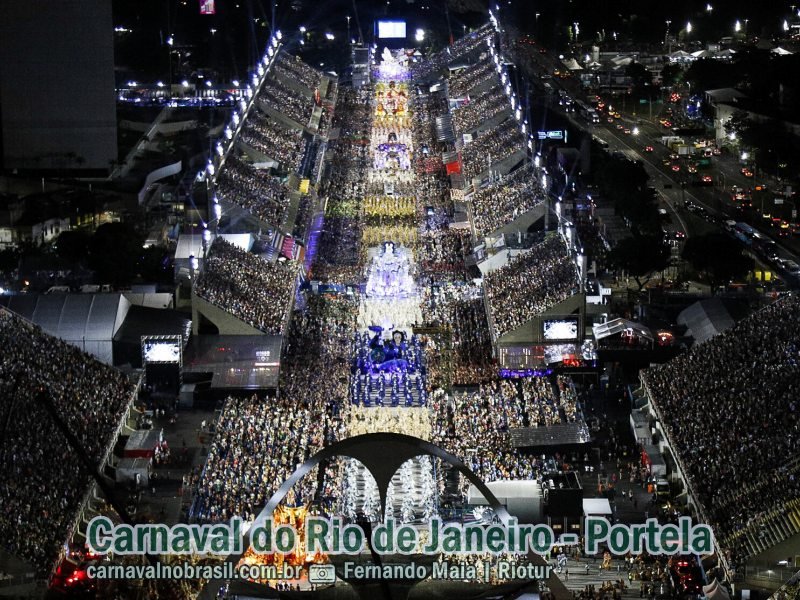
[213,432,570,600]
[248,432,512,539]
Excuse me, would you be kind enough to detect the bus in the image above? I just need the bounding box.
[733,222,759,246]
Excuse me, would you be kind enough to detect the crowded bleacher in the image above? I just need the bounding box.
[460,118,525,181]
[641,294,800,564]
[448,59,496,99]
[240,109,307,172]
[275,52,324,92]
[410,23,493,81]
[470,164,545,237]
[194,238,299,334]
[215,154,292,227]
[0,309,136,576]
[484,234,578,339]
[451,83,510,136]
[258,76,314,126]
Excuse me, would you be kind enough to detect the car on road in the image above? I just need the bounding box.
[741,167,754,177]
[779,259,800,276]
[607,117,614,123]
[688,165,698,173]
[669,153,679,160]
[623,128,631,134]
[701,175,713,184]
[616,124,624,130]
[671,164,681,172]
[644,145,654,152]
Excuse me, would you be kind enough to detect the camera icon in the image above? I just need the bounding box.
[308,564,336,584]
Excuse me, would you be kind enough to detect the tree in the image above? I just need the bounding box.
[660,63,684,88]
[625,62,652,94]
[592,154,659,235]
[608,235,670,291]
[88,222,143,286]
[682,233,753,290]
[723,109,752,141]
[684,58,736,92]
[55,230,91,264]
[0,248,19,275]
[138,245,173,284]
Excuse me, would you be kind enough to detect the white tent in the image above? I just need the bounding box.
[772,46,793,55]
[583,498,613,517]
[703,579,731,600]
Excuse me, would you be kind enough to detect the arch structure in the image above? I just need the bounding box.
[212,432,569,600]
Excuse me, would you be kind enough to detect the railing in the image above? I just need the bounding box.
[766,568,800,598]
[639,375,733,582]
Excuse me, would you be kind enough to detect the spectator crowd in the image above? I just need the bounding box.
[0,309,136,576]
[484,234,578,339]
[195,238,299,335]
[642,294,800,564]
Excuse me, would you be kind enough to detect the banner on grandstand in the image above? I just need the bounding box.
[450,188,465,201]
[299,179,311,194]
[445,158,462,176]
[199,0,215,14]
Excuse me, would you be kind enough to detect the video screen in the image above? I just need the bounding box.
[544,343,578,365]
[143,340,181,363]
[378,20,407,39]
[542,318,579,341]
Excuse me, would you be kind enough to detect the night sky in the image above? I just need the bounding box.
[112,0,798,83]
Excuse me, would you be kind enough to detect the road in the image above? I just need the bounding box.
[514,39,800,284]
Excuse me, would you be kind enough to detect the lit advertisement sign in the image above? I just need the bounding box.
[199,0,216,15]
[378,20,407,39]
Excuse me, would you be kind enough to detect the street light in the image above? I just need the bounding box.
[325,32,335,40]
[299,25,307,33]
[735,20,742,33]
[686,21,692,34]
[415,28,425,42]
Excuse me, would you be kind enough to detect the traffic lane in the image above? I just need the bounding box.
[601,123,800,267]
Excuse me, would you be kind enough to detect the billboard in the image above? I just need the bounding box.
[542,318,579,341]
[142,336,182,364]
[377,20,407,39]
[199,0,216,15]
